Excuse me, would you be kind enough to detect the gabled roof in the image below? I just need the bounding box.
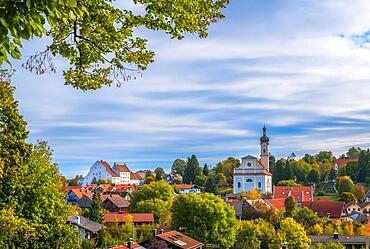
[273,186,313,202]
[227,201,243,217]
[130,172,142,180]
[241,155,257,159]
[345,202,361,209]
[68,215,102,233]
[332,158,358,167]
[114,164,131,173]
[360,202,370,208]
[157,230,204,249]
[103,196,130,208]
[109,243,144,249]
[302,199,345,218]
[99,160,119,177]
[104,213,154,223]
[265,198,286,210]
[68,188,93,199]
[175,184,199,189]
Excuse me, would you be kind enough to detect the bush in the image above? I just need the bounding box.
[317,191,325,196]
[81,240,95,249]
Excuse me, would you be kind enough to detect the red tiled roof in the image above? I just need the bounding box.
[99,160,119,177]
[175,184,195,189]
[157,230,204,249]
[302,199,345,218]
[104,213,154,223]
[114,164,131,173]
[68,189,93,199]
[265,198,286,210]
[273,186,313,202]
[333,158,358,167]
[99,184,112,191]
[130,172,142,180]
[113,184,132,192]
[66,186,82,191]
[109,243,141,249]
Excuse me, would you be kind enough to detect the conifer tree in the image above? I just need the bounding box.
[88,191,105,224]
[203,163,209,176]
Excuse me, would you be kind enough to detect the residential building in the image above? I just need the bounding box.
[309,234,370,249]
[103,196,130,213]
[175,184,201,194]
[273,186,313,205]
[265,198,286,210]
[66,188,92,205]
[67,215,102,240]
[361,202,370,213]
[141,230,204,249]
[82,160,143,185]
[233,126,272,194]
[302,199,347,219]
[104,213,154,226]
[109,242,146,249]
[163,173,183,184]
[332,158,358,171]
[345,202,363,214]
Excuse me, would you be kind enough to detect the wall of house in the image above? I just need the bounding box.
[83,161,113,185]
[233,175,269,194]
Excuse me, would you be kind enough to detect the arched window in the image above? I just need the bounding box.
[246,179,253,183]
[258,182,262,189]
[247,162,252,167]
[237,182,241,188]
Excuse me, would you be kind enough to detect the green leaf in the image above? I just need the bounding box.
[66,0,77,7]
[0,18,8,28]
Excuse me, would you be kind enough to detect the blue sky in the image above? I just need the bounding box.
[9,0,370,178]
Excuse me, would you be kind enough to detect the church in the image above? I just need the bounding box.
[233,126,272,194]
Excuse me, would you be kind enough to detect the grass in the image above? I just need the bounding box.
[314,195,338,201]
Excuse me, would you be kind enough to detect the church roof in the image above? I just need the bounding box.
[241,155,257,159]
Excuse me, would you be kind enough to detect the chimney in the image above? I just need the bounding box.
[128,238,133,249]
[333,232,339,240]
[153,228,157,237]
[75,216,81,225]
[160,229,164,234]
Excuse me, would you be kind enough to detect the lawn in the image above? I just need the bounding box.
[314,195,338,201]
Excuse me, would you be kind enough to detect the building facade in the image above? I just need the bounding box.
[82,160,143,185]
[233,126,272,194]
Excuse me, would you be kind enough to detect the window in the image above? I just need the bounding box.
[247,162,252,167]
[237,182,241,188]
[258,182,262,189]
[246,179,253,183]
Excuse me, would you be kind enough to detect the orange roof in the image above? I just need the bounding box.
[113,184,132,192]
[109,243,141,249]
[114,164,131,173]
[265,198,286,210]
[104,213,154,223]
[99,184,112,191]
[68,189,93,199]
[157,230,204,249]
[175,184,195,189]
[273,186,313,202]
[130,172,142,180]
[100,160,119,177]
[66,186,82,192]
[333,158,358,167]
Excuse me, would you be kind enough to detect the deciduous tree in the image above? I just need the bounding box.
[1,0,230,90]
[171,193,237,249]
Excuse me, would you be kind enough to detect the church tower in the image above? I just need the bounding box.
[260,125,270,172]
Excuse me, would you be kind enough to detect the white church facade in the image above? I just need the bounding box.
[233,126,272,194]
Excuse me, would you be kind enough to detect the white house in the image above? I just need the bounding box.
[67,215,102,240]
[175,184,201,194]
[233,126,272,194]
[82,160,143,185]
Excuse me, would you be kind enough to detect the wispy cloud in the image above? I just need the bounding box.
[10,0,370,177]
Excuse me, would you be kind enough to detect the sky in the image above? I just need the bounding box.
[8,0,370,178]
